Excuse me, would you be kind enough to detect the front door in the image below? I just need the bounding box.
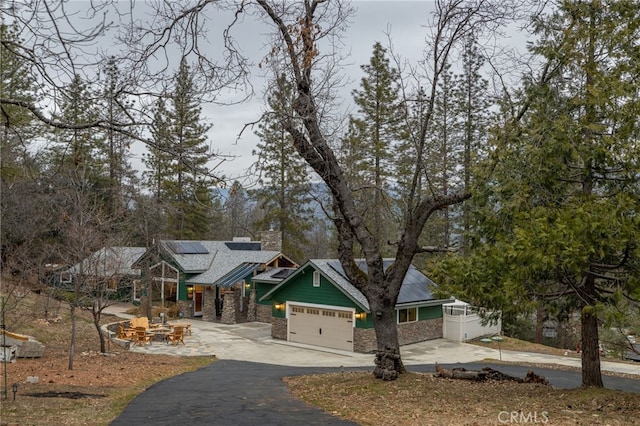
[193,285,203,317]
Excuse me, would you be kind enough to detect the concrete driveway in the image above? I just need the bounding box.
[107,309,640,425]
[120,315,640,376]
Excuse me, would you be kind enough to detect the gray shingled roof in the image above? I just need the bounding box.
[68,247,146,277]
[157,240,284,285]
[311,259,370,309]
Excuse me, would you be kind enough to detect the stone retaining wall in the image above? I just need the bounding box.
[398,318,443,346]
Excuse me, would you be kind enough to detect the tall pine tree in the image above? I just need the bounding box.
[434,0,640,388]
[143,60,215,239]
[342,42,403,254]
[252,74,313,262]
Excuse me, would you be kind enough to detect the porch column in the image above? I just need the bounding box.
[202,286,216,321]
[221,289,236,324]
[247,289,257,322]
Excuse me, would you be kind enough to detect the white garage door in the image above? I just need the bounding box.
[289,305,354,351]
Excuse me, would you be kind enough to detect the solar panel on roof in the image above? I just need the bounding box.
[167,241,209,254]
[271,268,294,279]
[224,242,261,251]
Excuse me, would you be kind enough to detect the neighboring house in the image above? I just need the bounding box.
[65,246,147,301]
[132,233,297,323]
[260,259,450,353]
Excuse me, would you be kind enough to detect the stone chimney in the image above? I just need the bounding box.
[260,230,283,252]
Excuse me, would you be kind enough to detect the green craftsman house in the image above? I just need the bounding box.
[258,259,449,353]
[132,233,297,323]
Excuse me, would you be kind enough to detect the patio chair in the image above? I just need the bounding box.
[132,327,153,346]
[117,323,135,340]
[166,326,185,345]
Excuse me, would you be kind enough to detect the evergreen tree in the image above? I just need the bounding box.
[225,181,255,239]
[451,35,492,247]
[99,57,137,217]
[424,63,457,248]
[0,23,40,183]
[251,75,314,261]
[143,60,215,238]
[434,0,640,388]
[342,42,403,254]
[47,74,108,201]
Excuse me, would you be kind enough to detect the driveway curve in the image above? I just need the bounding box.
[105,308,640,425]
[111,360,362,426]
[111,360,640,426]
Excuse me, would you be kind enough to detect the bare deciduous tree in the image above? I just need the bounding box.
[252,0,518,379]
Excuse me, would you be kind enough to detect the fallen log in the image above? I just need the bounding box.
[435,363,548,385]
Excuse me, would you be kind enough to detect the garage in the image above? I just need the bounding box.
[288,305,354,351]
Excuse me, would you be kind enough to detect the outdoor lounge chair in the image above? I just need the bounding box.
[117,323,135,340]
[132,327,153,346]
[166,326,185,345]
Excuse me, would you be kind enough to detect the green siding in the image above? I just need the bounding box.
[254,282,275,305]
[418,305,443,320]
[269,265,360,318]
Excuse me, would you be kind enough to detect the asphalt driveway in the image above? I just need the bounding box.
[111,360,640,426]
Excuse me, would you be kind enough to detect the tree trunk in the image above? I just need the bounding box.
[580,274,603,387]
[371,302,406,381]
[93,310,106,353]
[581,304,603,387]
[535,303,544,344]
[68,304,76,370]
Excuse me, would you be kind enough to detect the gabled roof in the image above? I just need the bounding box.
[68,247,146,277]
[260,259,440,311]
[146,240,295,285]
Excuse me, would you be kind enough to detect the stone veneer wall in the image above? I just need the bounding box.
[247,290,257,322]
[176,300,193,319]
[398,318,443,345]
[353,327,377,353]
[221,290,236,324]
[202,286,217,321]
[271,317,287,340]
[256,305,273,323]
[353,318,443,353]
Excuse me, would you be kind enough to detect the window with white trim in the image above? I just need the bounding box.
[313,270,320,287]
[397,307,417,324]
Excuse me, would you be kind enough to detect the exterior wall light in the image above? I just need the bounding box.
[354,312,366,320]
[275,303,285,311]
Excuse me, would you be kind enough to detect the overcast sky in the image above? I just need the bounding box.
[128,1,441,185]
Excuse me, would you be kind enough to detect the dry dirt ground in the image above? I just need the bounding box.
[0,293,212,426]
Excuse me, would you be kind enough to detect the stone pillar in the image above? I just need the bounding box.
[202,286,217,321]
[247,289,257,322]
[221,289,236,324]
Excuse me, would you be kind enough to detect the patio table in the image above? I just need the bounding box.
[149,327,173,342]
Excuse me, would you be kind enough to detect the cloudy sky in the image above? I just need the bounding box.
[114,1,524,185]
[143,1,440,184]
